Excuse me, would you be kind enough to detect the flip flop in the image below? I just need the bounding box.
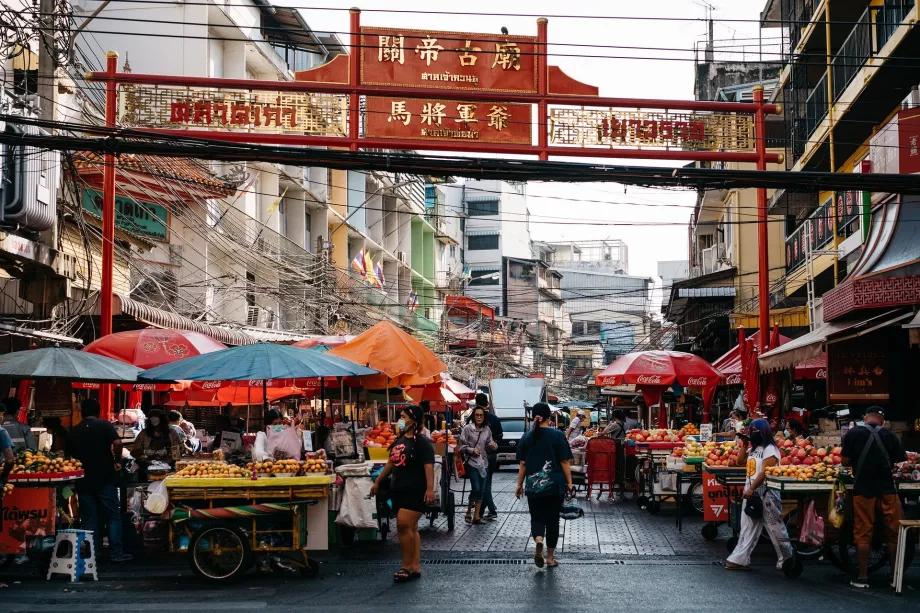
[534,542,545,568]
[546,560,559,568]
[394,568,412,582]
[410,570,422,579]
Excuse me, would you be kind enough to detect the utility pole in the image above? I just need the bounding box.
[37,0,56,121]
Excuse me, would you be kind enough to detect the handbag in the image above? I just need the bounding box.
[454,451,466,478]
[561,504,584,521]
[744,491,764,519]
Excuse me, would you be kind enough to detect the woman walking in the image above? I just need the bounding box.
[371,405,435,582]
[458,406,496,524]
[515,402,574,568]
[726,418,793,571]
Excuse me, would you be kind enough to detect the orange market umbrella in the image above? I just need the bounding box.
[328,321,446,389]
[166,383,303,407]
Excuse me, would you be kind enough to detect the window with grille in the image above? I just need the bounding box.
[468,234,499,250]
[466,199,499,216]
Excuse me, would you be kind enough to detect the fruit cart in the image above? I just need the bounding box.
[0,467,85,571]
[766,477,919,578]
[162,471,333,582]
[635,442,696,514]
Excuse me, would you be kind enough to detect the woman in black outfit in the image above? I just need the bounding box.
[515,402,574,568]
[371,405,435,582]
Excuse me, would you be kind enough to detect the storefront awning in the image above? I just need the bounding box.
[759,309,911,373]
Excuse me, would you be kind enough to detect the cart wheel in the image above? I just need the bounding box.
[782,555,804,579]
[299,557,320,579]
[701,523,719,541]
[637,496,650,510]
[648,500,661,515]
[684,480,705,515]
[446,492,456,532]
[188,524,251,583]
[726,536,738,553]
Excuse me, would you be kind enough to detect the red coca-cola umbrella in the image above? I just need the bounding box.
[290,335,355,349]
[595,350,722,425]
[84,328,228,369]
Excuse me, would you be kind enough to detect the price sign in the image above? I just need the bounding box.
[699,424,713,442]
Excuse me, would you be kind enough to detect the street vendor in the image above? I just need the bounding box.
[132,407,181,470]
[253,408,303,462]
[566,410,587,441]
[603,409,627,440]
[2,397,36,451]
[841,406,906,589]
[719,408,747,436]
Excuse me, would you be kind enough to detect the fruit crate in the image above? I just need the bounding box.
[8,469,85,483]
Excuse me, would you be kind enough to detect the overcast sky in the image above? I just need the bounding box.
[290,0,772,297]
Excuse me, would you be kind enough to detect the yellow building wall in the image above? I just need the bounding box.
[327,168,349,289]
[60,223,131,296]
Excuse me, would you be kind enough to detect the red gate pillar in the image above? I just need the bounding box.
[348,8,360,151]
[753,85,769,354]
[100,51,119,420]
[537,18,548,161]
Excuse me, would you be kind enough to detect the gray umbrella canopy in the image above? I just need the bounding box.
[139,343,377,381]
[0,346,142,382]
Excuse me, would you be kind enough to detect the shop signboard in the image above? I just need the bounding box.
[827,333,890,402]
[835,190,861,233]
[0,487,56,554]
[785,197,834,273]
[81,188,169,242]
[702,470,742,522]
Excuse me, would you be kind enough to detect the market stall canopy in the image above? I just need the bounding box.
[405,385,462,408]
[0,346,142,382]
[759,309,911,373]
[328,321,446,388]
[713,330,826,382]
[441,375,476,400]
[139,343,377,382]
[84,328,228,369]
[166,383,303,407]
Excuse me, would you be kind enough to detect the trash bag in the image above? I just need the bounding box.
[144,479,169,515]
[335,477,378,529]
[828,479,846,529]
[800,500,825,546]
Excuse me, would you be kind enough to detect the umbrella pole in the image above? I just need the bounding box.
[320,378,325,426]
[263,379,268,413]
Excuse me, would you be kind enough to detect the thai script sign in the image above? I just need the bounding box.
[120,85,347,136]
[82,187,169,241]
[548,109,754,151]
[1,487,55,554]
[360,27,538,93]
[365,96,531,143]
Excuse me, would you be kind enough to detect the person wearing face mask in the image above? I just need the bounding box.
[783,418,806,442]
[725,418,792,571]
[371,405,435,583]
[253,408,303,462]
[132,407,181,478]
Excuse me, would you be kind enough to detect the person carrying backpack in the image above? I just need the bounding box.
[841,406,906,589]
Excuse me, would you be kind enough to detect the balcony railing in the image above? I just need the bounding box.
[785,197,834,273]
[875,0,916,51]
[805,72,828,136]
[831,8,872,102]
[784,0,816,56]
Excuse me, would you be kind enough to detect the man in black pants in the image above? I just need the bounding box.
[477,393,503,521]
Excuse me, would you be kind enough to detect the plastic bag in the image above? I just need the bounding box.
[335,477,378,529]
[144,480,170,515]
[265,426,302,460]
[828,480,846,529]
[128,489,144,524]
[800,500,825,546]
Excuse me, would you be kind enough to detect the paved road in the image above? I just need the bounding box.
[3,470,919,611]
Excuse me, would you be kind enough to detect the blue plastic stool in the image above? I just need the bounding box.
[47,529,98,582]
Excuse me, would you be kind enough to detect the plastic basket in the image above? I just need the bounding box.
[366,447,389,461]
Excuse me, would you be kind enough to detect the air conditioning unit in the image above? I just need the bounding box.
[396,251,408,264]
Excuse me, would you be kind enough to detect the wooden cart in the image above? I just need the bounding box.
[163,474,333,582]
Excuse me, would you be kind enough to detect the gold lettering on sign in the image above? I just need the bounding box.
[378,35,405,64]
[389,101,412,126]
[455,104,478,126]
[421,102,447,126]
[458,40,482,66]
[415,36,444,66]
[492,42,521,71]
[487,105,510,131]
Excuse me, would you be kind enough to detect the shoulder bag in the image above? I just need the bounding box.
[523,432,559,496]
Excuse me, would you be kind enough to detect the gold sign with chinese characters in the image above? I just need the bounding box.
[360,27,537,93]
[120,85,347,136]
[365,97,531,144]
[549,108,755,151]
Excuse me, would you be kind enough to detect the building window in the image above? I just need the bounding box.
[450,244,456,258]
[469,269,500,286]
[468,234,499,250]
[466,199,499,216]
[585,321,601,335]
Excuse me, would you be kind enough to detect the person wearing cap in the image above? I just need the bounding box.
[566,410,587,441]
[841,406,906,589]
[1,397,36,452]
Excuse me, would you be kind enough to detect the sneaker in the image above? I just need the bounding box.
[109,553,134,563]
[483,511,498,522]
[850,577,870,589]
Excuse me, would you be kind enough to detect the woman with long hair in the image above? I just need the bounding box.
[725,417,793,571]
[371,405,435,582]
[515,402,574,568]
[458,405,496,524]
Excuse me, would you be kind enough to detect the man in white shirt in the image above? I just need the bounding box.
[566,410,587,441]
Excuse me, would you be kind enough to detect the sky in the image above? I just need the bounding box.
[289,0,773,299]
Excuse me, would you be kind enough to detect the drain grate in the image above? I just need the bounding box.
[425,559,528,565]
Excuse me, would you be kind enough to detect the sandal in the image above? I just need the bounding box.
[410,570,422,579]
[465,509,473,524]
[534,542,545,568]
[724,562,750,571]
[546,560,559,568]
[394,568,412,583]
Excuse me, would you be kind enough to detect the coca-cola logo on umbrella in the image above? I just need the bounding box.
[685,377,709,386]
[634,357,668,372]
[636,375,663,384]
